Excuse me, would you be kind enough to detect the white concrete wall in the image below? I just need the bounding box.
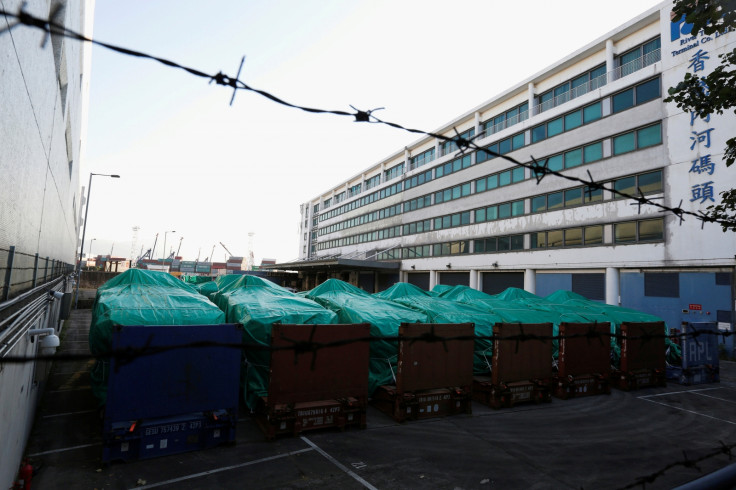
[0,0,93,486]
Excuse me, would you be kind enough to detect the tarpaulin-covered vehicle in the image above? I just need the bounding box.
[375,282,502,375]
[88,269,226,405]
[214,274,338,410]
[305,279,427,395]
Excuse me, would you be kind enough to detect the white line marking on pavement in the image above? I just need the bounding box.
[639,397,736,425]
[693,391,736,404]
[28,443,99,457]
[133,448,314,489]
[301,436,379,490]
[42,409,96,418]
[638,387,722,398]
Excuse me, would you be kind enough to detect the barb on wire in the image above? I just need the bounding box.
[2,5,736,230]
[0,327,727,366]
[619,442,736,489]
[228,55,246,106]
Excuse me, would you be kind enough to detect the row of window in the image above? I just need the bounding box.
[318,225,403,250]
[319,203,402,237]
[440,128,475,156]
[318,168,663,248]
[532,170,662,213]
[434,154,472,179]
[373,218,664,260]
[319,182,402,222]
[538,65,607,114]
[313,77,660,223]
[384,163,405,182]
[404,168,433,190]
[365,174,381,190]
[476,132,526,164]
[410,148,436,170]
[617,38,661,79]
[348,183,361,197]
[475,166,525,193]
[481,101,530,138]
[316,124,662,239]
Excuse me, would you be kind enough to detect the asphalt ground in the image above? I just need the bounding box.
[22,308,736,490]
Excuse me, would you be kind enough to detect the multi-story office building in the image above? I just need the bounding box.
[288,1,736,334]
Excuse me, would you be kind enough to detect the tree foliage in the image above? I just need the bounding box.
[665,1,736,231]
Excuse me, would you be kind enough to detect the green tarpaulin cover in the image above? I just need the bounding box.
[305,279,427,395]
[182,275,214,285]
[436,285,676,366]
[88,269,226,404]
[375,282,502,375]
[193,280,218,297]
[215,274,338,410]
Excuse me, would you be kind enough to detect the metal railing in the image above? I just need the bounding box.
[0,246,74,302]
[531,48,661,116]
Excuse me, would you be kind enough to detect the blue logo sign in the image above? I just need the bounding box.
[671,14,694,41]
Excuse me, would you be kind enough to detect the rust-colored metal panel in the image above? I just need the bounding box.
[397,323,475,393]
[268,323,371,405]
[620,322,666,373]
[256,398,365,439]
[491,323,553,385]
[472,377,551,409]
[557,322,611,378]
[553,374,610,399]
[372,386,472,422]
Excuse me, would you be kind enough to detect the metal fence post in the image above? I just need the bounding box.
[44,256,49,283]
[33,253,39,287]
[3,246,15,301]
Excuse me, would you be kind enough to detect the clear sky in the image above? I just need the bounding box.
[83,0,664,264]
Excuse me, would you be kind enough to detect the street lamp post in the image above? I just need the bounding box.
[75,172,120,308]
[88,238,96,265]
[162,230,176,263]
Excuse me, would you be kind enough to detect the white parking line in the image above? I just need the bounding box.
[638,387,722,398]
[693,391,736,404]
[639,397,736,425]
[28,443,99,457]
[301,436,379,490]
[133,448,314,489]
[42,409,96,418]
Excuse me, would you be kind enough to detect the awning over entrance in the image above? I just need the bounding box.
[260,257,400,273]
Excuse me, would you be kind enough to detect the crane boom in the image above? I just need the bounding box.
[219,242,233,258]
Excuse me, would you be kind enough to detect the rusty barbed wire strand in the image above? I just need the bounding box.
[618,441,736,489]
[0,327,728,365]
[0,6,734,230]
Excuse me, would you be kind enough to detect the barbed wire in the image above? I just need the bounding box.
[1,6,733,230]
[0,325,726,365]
[619,441,736,489]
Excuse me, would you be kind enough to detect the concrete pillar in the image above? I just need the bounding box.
[527,82,536,116]
[429,270,438,291]
[606,39,615,81]
[474,111,481,137]
[524,269,536,295]
[469,270,479,290]
[404,148,411,169]
[606,267,620,306]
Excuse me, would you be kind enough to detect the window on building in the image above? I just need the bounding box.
[617,37,661,78]
[441,128,475,156]
[410,148,435,170]
[364,174,381,190]
[612,78,661,114]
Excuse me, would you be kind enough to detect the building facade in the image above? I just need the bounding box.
[296,2,736,336]
[0,0,94,486]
